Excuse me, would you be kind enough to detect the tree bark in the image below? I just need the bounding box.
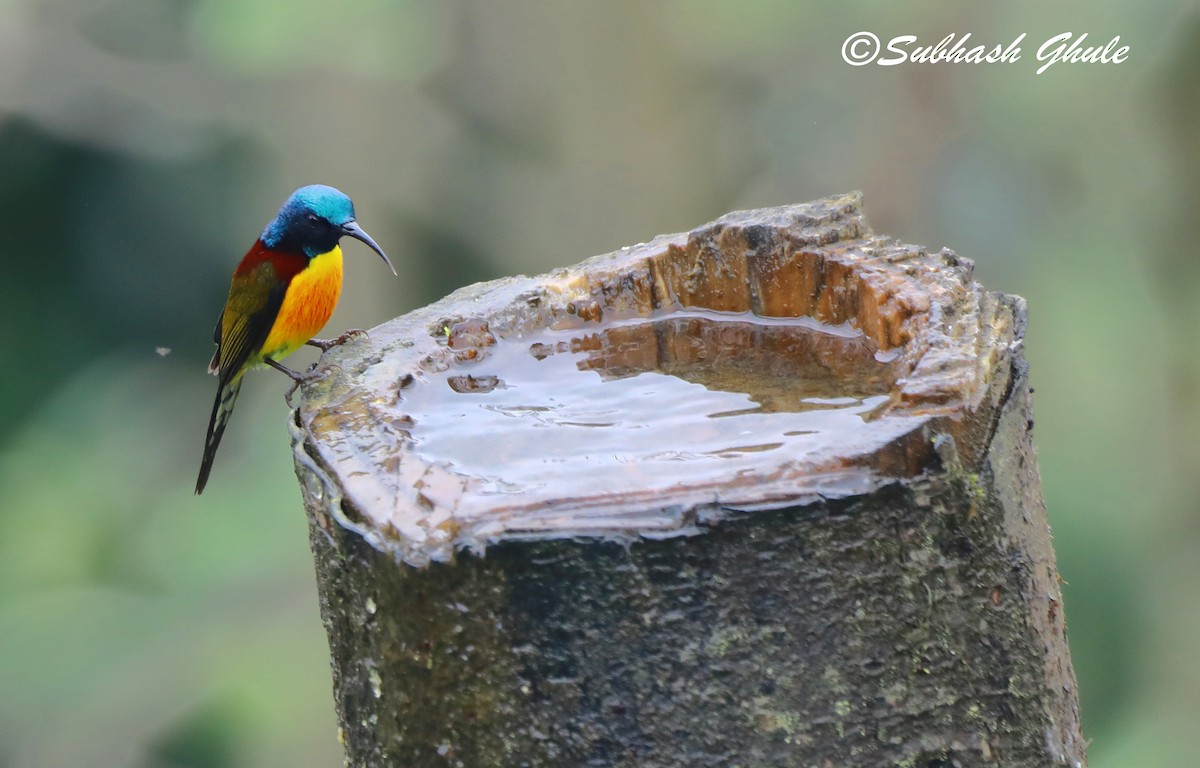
[291,193,1086,767]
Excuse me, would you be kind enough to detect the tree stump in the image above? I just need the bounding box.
[290,192,1086,767]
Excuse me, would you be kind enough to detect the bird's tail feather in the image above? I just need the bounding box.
[196,378,242,494]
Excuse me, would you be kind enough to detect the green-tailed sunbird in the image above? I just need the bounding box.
[196,184,395,494]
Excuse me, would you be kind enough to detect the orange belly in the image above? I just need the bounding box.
[261,245,344,361]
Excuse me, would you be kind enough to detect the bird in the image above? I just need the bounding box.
[196,184,395,495]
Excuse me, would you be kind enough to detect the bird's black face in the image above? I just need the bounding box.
[274,211,345,258]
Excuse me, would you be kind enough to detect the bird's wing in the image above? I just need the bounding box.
[214,261,289,386]
[208,312,224,374]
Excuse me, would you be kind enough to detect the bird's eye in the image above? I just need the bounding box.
[306,214,320,225]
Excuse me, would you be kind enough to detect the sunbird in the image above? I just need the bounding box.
[196,185,395,494]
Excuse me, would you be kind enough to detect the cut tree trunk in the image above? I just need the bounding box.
[290,192,1086,767]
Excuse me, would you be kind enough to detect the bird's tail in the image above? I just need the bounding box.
[196,377,242,494]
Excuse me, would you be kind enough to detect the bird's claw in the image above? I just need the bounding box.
[283,361,343,407]
[306,329,369,352]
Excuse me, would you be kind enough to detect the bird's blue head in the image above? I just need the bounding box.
[259,185,394,273]
[261,185,355,252]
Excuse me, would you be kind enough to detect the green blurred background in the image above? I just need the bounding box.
[1,1,1196,765]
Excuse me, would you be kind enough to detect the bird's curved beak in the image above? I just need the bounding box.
[342,221,397,275]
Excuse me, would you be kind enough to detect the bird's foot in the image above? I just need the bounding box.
[282,377,304,408]
[266,357,342,407]
[306,329,368,352]
[283,363,344,407]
